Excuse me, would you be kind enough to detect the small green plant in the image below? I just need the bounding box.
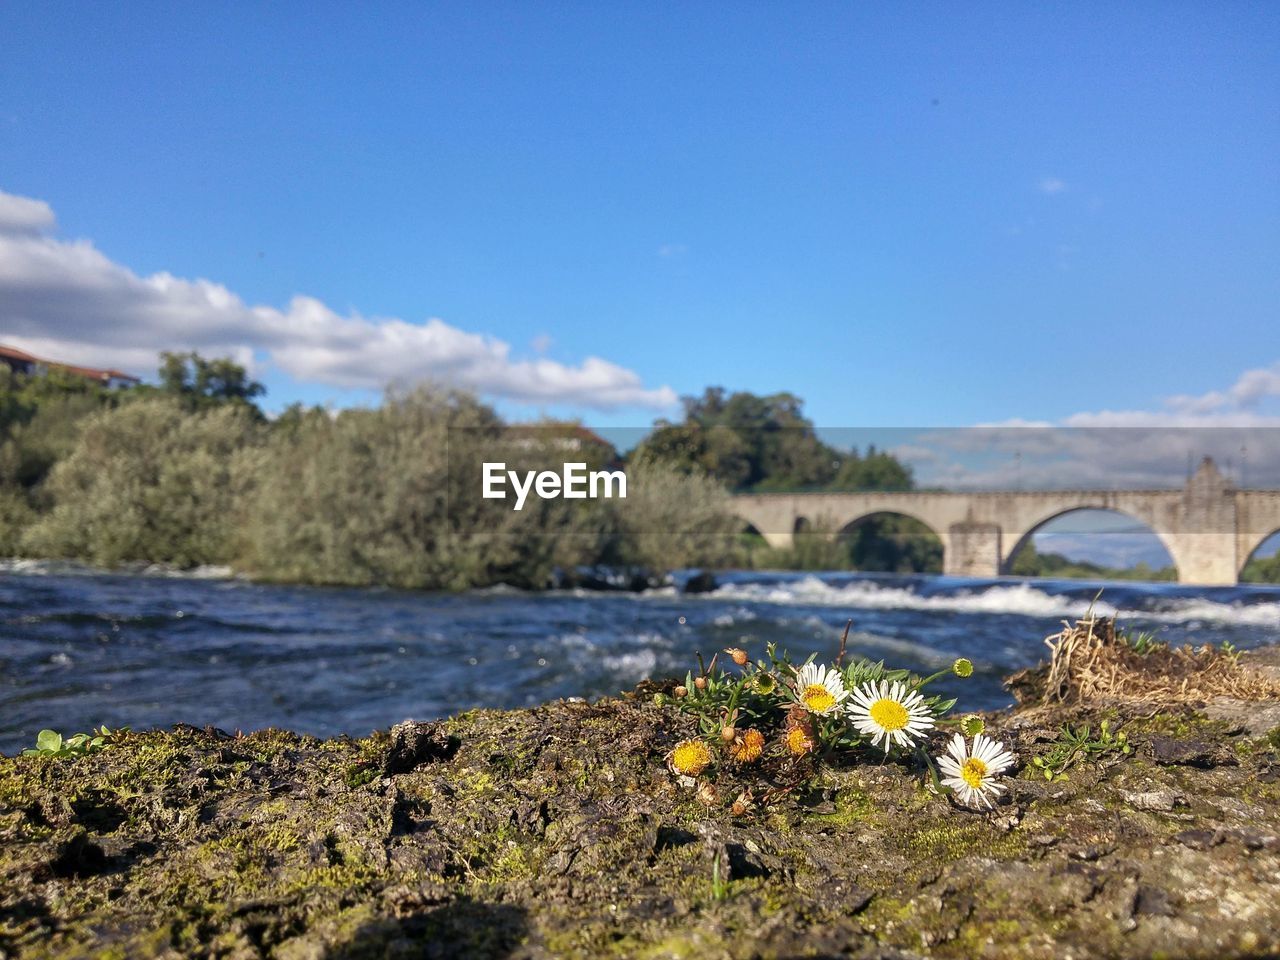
[1030,720,1131,782]
[668,629,960,756]
[1122,629,1166,656]
[22,726,127,758]
[710,852,730,901]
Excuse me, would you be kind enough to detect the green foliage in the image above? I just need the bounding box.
[1241,550,1280,584]
[1008,542,1176,582]
[632,387,915,495]
[739,519,852,571]
[710,852,730,901]
[599,461,741,573]
[151,351,266,415]
[670,638,961,757]
[674,388,839,490]
[0,366,120,491]
[844,513,943,573]
[23,397,262,567]
[238,389,740,590]
[22,725,127,758]
[828,447,913,492]
[739,514,943,574]
[1121,629,1167,656]
[0,352,267,560]
[631,391,932,573]
[240,387,551,589]
[0,486,37,556]
[1029,721,1131,781]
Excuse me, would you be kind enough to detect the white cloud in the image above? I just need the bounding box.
[1038,177,1067,195]
[1160,362,1280,416]
[887,359,1280,494]
[0,189,678,411]
[0,192,55,235]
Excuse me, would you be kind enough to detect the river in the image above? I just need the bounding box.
[2,562,1278,755]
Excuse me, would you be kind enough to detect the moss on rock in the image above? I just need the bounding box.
[2,689,1280,958]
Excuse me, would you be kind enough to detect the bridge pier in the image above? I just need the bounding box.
[760,531,794,550]
[943,522,1002,578]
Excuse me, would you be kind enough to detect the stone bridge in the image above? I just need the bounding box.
[732,458,1280,585]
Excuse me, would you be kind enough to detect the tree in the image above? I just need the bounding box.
[631,388,842,490]
[156,352,265,414]
[830,447,914,491]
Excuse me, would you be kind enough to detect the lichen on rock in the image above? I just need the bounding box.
[2,637,1279,958]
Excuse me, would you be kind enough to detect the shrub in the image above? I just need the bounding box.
[239,387,603,590]
[23,398,261,567]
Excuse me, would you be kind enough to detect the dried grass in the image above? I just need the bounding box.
[1041,612,1280,705]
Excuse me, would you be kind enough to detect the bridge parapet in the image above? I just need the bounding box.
[731,459,1278,585]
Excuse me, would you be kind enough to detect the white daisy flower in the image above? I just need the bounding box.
[791,661,849,716]
[936,733,1016,808]
[846,679,936,752]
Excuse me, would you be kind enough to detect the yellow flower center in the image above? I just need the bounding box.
[868,698,910,731]
[802,683,836,713]
[731,729,765,763]
[671,740,712,776]
[961,757,988,789]
[785,726,814,755]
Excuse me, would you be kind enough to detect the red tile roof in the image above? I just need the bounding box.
[0,344,140,384]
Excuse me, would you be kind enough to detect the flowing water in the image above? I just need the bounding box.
[2,561,1278,755]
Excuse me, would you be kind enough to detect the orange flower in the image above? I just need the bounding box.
[730,728,766,763]
[669,739,713,776]
[785,725,815,757]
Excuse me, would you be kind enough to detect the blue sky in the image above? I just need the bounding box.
[2,2,1278,436]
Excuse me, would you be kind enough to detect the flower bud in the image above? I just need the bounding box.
[720,724,737,744]
[952,657,974,678]
[753,672,777,695]
[673,685,688,699]
[725,647,749,667]
[960,714,985,737]
[694,676,708,691]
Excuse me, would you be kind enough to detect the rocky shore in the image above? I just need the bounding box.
[2,642,1279,959]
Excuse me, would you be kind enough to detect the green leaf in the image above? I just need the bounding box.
[36,729,62,753]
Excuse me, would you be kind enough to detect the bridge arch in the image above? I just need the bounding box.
[837,510,944,574]
[1002,507,1179,579]
[1240,528,1280,582]
[836,508,943,540]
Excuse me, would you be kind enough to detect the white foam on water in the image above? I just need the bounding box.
[1141,599,1280,627]
[712,607,758,627]
[600,649,660,680]
[702,576,1280,627]
[707,576,1112,619]
[0,558,236,580]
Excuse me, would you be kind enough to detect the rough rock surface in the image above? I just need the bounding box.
[2,682,1279,958]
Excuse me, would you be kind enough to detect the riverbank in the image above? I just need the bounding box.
[2,637,1279,958]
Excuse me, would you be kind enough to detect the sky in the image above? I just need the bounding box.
[2,4,1278,447]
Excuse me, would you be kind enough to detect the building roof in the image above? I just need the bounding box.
[0,345,42,364]
[0,343,141,384]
